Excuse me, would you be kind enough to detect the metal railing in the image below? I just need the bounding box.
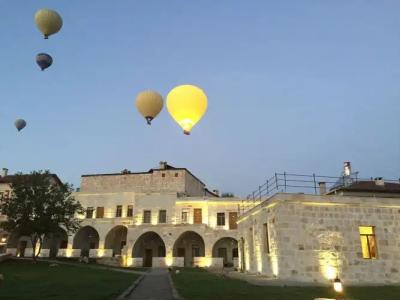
[240,172,400,215]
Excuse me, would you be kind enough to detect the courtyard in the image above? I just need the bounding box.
[172,268,400,300]
[0,260,139,300]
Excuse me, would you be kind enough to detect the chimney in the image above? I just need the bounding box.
[318,182,327,195]
[343,161,351,176]
[159,161,167,170]
[1,168,8,177]
[374,177,385,186]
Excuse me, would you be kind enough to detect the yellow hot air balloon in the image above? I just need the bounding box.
[166,85,208,135]
[35,9,63,39]
[135,90,164,125]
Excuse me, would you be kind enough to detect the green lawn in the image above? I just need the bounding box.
[172,268,400,300]
[0,259,139,300]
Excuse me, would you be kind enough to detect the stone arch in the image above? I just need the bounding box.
[73,226,100,257]
[173,231,205,267]
[132,231,166,267]
[6,232,21,248]
[104,225,127,256]
[42,228,68,258]
[212,237,238,267]
[6,233,32,257]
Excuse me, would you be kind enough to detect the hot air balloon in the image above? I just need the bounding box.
[34,9,63,39]
[166,85,208,135]
[135,90,164,125]
[14,119,27,132]
[36,53,53,71]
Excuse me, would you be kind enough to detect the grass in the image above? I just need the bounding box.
[172,268,400,300]
[53,257,149,272]
[0,259,139,300]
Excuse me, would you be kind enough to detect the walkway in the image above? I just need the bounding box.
[125,268,175,300]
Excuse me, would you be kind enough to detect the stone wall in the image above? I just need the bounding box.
[238,193,400,285]
[80,169,187,194]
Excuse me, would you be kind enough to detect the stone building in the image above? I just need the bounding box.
[3,163,241,268]
[237,168,400,285]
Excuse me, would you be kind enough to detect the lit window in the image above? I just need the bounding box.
[359,226,377,259]
[217,213,225,226]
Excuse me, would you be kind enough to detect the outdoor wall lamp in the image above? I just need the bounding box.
[333,276,343,293]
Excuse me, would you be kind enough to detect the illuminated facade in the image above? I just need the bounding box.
[237,178,400,284]
[3,163,240,268]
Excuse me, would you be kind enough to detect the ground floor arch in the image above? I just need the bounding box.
[73,226,99,257]
[132,231,166,267]
[104,225,127,256]
[173,231,205,267]
[43,228,68,258]
[6,233,33,257]
[212,237,238,267]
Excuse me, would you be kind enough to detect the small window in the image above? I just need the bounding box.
[116,205,122,218]
[264,223,270,254]
[86,207,94,219]
[181,210,188,223]
[143,210,151,223]
[359,226,377,259]
[217,213,225,226]
[159,210,167,223]
[175,173,179,177]
[96,207,104,218]
[232,248,238,258]
[162,173,166,178]
[127,205,133,217]
[193,247,200,257]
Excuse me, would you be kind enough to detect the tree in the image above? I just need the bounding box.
[221,192,235,198]
[0,170,84,262]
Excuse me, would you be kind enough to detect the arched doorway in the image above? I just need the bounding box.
[7,233,32,257]
[104,226,127,256]
[43,228,68,258]
[73,226,99,257]
[212,237,238,267]
[132,232,166,267]
[173,231,205,267]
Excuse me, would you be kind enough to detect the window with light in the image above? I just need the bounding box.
[359,226,377,259]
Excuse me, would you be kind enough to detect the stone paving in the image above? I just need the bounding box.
[126,268,174,300]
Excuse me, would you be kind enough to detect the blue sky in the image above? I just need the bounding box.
[1,1,399,196]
